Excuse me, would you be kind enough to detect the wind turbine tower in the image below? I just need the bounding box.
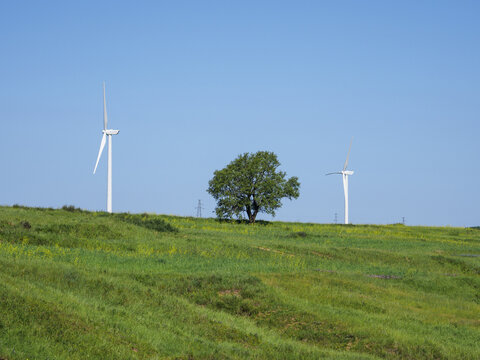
[93,82,120,213]
[326,138,354,224]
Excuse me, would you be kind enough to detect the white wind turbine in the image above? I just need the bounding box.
[93,82,120,213]
[326,138,354,224]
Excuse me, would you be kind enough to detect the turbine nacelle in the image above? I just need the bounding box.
[103,129,120,135]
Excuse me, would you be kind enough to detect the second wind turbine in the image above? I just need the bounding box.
[326,138,354,224]
[93,82,120,213]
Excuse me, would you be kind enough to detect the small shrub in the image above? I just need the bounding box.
[12,204,29,209]
[114,213,177,233]
[62,205,83,213]
[0,220,43,244]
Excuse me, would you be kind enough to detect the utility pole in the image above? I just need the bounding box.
[334,213,338,224]
[196,200,204,218]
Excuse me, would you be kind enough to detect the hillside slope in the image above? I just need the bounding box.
[0,206,478,359]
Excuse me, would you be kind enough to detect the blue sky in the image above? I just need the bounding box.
[0,1,478,226]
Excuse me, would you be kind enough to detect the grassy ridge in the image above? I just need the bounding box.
[0,206,478,359]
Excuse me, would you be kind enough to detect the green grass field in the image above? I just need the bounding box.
[0,205,478,359]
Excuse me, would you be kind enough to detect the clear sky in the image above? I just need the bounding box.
[1,1,478,227]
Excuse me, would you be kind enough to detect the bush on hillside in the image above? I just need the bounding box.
[62,205,85,213]
[0,220,44,245]
[114,213,177,233]
[11,204,55,211]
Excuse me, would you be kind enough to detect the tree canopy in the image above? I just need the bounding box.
[207,151,300,223]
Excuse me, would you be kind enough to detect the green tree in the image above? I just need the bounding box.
[207,151,300,223]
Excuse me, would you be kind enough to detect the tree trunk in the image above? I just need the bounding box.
[249,200,259,224]
[246,206,252,223]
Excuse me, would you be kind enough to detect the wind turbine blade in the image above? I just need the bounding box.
[103,82,108,130]
[326,172,342,175]
[343,137,353,171]
[93,133,107,174]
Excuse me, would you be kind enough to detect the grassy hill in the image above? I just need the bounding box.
[0,205,478,359]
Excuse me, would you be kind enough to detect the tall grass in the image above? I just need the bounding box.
[0,205,478,359]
